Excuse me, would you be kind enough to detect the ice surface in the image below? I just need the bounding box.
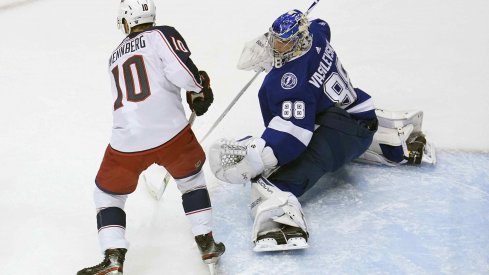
[210,151,489,274]
[0,0,488,274]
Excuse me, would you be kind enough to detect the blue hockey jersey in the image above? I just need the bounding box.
[259,19,376,165]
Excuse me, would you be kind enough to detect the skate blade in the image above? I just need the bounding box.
[421,141,436,165]
[203,255,221,265]
[207,262,217,275]
[253,242,309,252]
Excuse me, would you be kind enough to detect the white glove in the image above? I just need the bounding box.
[209,137,278,185]
[237,34,273,73]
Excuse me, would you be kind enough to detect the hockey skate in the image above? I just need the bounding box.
[77,248,127,275]
[195,232,225,274]
[406,133,436,164]
[406,133,425,164]
[254,225,309,252]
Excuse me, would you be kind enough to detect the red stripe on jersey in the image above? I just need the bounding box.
[154,30,203,90]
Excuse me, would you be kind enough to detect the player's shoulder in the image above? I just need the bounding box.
[309,18,331,42]
[309,19,329,30]
[264,65,315,98]
[149,25,184,39]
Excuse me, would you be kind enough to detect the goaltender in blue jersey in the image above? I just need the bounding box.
[258,18,376,167]
[209,9,434,252]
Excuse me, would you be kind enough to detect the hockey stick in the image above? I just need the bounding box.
[305,0,321,16]
[144,112,197,200]
[200,70,262,143]
[196,1,318,145]
[145,71,261,200]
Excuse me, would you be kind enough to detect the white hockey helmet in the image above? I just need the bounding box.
[117,0,156,34]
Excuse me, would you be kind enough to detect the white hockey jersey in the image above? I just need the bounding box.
[107,26,203,152]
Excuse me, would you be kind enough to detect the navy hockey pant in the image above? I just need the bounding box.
[268,107,377,197]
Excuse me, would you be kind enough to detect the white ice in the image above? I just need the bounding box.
[0,0,488,274]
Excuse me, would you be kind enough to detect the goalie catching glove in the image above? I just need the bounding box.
[187,71,214,116]
[209,137,278,185]
[236,33,273,73]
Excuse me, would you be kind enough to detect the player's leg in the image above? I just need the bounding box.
[250,107,376,251]
[76,187,129,275]
[250,176,309,252]
[269,107,376,197]
[157,126,225,264]
[356,109,436,165]
[78,146,151,275]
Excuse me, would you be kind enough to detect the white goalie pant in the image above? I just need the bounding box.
[250,177,308,243]
[356,109,436,165]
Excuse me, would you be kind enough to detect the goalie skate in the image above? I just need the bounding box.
[253,225,309,252]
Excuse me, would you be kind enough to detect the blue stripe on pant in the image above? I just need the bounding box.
[269,107,377,197]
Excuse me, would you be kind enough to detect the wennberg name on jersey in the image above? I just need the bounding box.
[109,35,147,67]
[258,19,375,165]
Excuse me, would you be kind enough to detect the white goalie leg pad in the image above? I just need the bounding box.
[375,109,424,132]
[356,109,436,165]
[356,123,414,166]
[250,178,308,243]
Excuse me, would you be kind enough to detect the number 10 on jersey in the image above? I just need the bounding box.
[111,55,151,110]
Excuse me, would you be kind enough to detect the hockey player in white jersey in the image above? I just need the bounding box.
[77,1,224,274]
[209,8,435,252]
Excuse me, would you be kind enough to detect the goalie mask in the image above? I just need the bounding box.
[117,0,156,34]
[268,9,312,68]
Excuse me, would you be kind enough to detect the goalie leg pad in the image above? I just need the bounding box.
[356,109,436,165]
[250,177,308,251]
[375,109,424,131]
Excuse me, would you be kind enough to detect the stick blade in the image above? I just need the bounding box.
[142,165,170,200]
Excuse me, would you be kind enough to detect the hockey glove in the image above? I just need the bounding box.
[237,33,273,73]
[209,137,278,185]
[187,71,214,116]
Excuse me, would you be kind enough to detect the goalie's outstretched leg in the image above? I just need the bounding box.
[250,177,309,252]
[356,109,436,166]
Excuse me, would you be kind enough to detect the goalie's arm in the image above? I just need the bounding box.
[259,87,317,166]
